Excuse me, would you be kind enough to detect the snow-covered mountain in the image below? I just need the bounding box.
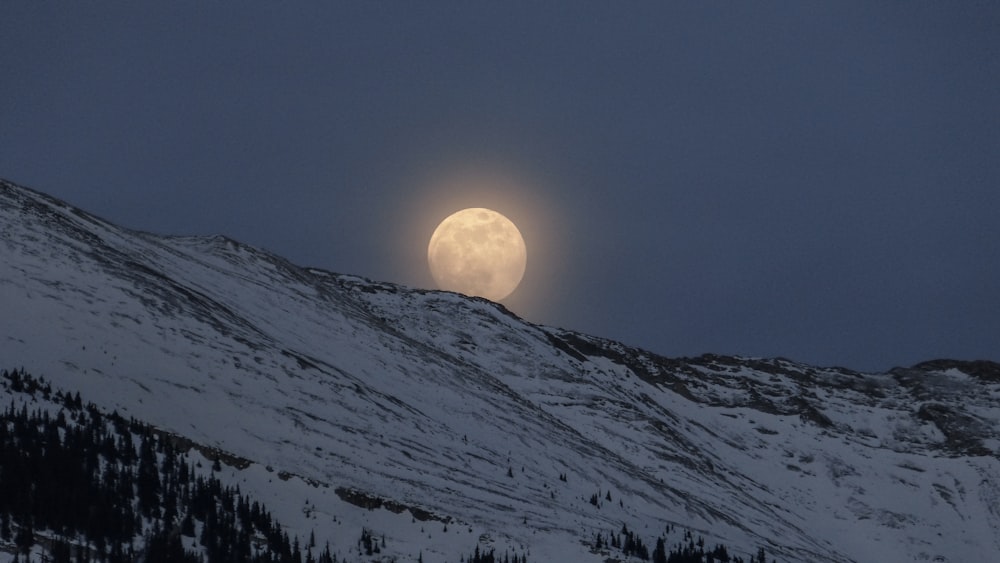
[1,178,998,562]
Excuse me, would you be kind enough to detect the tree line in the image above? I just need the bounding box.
[0,368,336,563]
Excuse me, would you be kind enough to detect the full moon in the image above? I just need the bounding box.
[427,208,527,301]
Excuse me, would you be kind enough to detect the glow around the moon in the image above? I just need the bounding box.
[427,208,527,301]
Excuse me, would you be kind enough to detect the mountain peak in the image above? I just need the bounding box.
[2,177,998,562]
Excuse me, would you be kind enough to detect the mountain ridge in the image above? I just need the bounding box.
[2,177,998,562]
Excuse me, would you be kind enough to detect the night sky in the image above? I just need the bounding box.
[3,3,998,372]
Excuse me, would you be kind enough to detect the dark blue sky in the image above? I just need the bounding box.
[3,3,998,371]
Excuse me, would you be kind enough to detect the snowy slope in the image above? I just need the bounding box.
[1,178,998,562]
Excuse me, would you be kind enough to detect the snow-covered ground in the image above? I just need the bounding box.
[1,179,998,562]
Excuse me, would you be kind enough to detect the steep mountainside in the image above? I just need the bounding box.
[1,178,998,562]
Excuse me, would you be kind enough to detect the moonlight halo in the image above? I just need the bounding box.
[427,208,527,301]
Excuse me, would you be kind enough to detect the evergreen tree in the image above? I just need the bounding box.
[653,537,667,563]
[0,369,332,563]
[14,520,34,555]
